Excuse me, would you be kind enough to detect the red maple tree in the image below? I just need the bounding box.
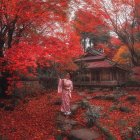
[0,0,83,94]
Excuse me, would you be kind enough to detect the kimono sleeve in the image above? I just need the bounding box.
[70,80,73,91]
[58,78,62,93]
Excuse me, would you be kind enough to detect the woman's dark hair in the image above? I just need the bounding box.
[64,72,71,79]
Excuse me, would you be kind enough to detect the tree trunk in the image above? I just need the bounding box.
[128,44,140,66]
[8,29,14,48]
[0,38,5,57]
[131,52,140,66]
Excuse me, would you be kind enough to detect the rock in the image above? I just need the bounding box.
[93,94,118,101]
[128,127,133,131]
[64,119,78,126]
[126,95,137,104]
[119,106,132,113]
[104,94,118,101]
[71,104,80,113]
[56,114,77,125]
[56,113,65,122]
[56,113,78,131]
[132,122,140,139]
[68,129,100,140]
[126,95,137,100]
[86,96,93,100]
[109,105,118,112]
[77,92,85,96]
[121,127,132,140]
[62,124,72,131]
[93,95,103,99]
[95,124,117,140]
[89,105,103,113]
[85,105,101,127]
[80,99,89,109]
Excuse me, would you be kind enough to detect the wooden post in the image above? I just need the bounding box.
[89,70,92,84]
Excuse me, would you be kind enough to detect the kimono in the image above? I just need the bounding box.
[58,78,73,113]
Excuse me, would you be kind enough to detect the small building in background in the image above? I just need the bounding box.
[131,67,140,82]
[73,49,130,87]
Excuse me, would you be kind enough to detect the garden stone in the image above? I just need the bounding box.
[126,95,137,104]
[109,105,118,112]
[56,114,78,131]
[126,95,137,100]
[121,128,133,140]
[56,113,65,123]
[104,94,118,101]
[95,124,117,140]
[77,92,85,96]
[70,104,80,113]
[80,99,89,109]
[68,129,100,140]
[93,94,119,101]
[62,124,72,131]
[93,95,103,100]
[86,96,93,100]
[64,119,78,126]
[119,106,132,113]
[89,105,103,113]
[85,105,102,127]
[132,122,140,139]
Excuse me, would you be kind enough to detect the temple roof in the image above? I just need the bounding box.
[75,55,106,62]
[75,49,129,71]
[86,60,115,69]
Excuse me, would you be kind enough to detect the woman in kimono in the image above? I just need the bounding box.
[58,73,73,115]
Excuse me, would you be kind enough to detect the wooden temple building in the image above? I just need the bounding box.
[73,50,130,87]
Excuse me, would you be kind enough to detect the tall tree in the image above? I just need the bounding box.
[0,0,83,94]
[73,9,110,51]
[81,0,140,66]
[0,0,69,56]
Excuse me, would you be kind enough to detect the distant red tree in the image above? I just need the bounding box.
[82,0,140,66]
[73,9,110,51]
